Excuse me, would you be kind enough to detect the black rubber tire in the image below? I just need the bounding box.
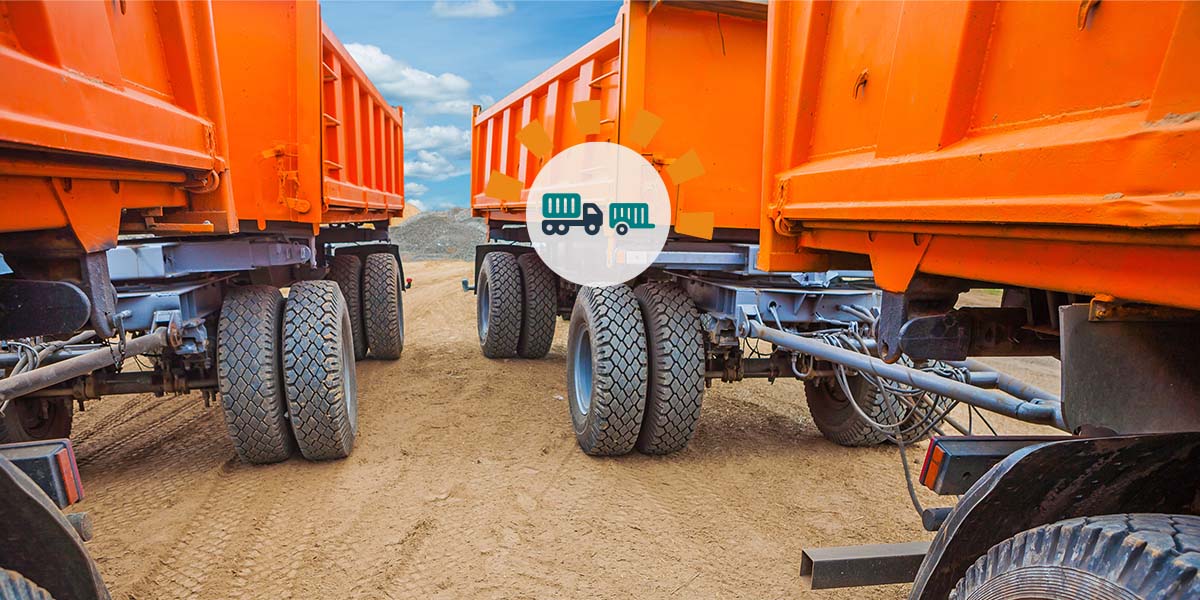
[327,254,367,361]
[954,514,1200,600]
[804,376,903,447]
[566,285,647,456]
[633,282,704,454]
[363,253,404,360]
[0,398,72,444]
[516,253,556,359]
[282,281,357,461]
[0,569,53,600]
[216,286,295,464]
[477,252,522,359]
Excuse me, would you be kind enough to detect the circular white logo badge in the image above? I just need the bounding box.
[528,142,670,286]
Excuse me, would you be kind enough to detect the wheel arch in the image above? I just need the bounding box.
[0,456,107,600]
[910,432,1200,600]
[331,243,405,293]
[470,244,535,295]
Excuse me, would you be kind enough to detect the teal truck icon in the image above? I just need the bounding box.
[541,193,602,235]
[539,194,654,236]
[609,203,655,235]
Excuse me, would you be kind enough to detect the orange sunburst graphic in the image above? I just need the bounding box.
[483,103,713,240]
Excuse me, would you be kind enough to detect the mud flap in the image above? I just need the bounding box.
[909,432,1200,600]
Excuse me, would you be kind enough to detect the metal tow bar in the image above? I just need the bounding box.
[0,327,172,405]
[745,321,1067,431]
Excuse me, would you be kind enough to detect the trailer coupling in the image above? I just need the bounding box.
[743,320,1067,431]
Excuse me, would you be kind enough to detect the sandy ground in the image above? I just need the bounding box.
[68,261,1059,599]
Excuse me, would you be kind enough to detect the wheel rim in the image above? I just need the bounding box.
[477,274,491,341]
[572,329,594,415]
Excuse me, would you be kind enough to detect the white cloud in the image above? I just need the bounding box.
[405,198,427,212]
[432,0,514,18]
[405,125,470,157]
[346,43,481,115]
[404,182,430,197]
[405,149,468,181]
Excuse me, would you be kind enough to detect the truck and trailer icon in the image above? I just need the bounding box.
[539,193,654,236]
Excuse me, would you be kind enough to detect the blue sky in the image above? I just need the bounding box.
[323,0,619,211]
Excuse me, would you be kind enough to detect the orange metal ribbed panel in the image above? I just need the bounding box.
[0,0,236,250]
[759,1,1200,310]
[0,0,403,253]
[211,1,405,231]
[471,1,767,236]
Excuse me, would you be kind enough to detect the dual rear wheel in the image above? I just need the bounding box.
[217,281,358,463]
[566,282,705,456]
[476,252,556,359]
[474,252,706,456]
[326,253,405,361]
[217,252,403,465]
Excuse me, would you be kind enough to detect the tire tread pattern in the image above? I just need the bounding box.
[517,253,556,359]
[479,253,522,358]
[804,378,905,447]
[283,281,356,461]
[363,253,404,360]
[217,286,295,464]
[327,254,367,361]
[570,285,647,456]
[955,513,1200,600]
[0,569,53,600]
[634,282,704,454]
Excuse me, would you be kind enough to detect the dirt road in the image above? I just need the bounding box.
[69,261,1056,599]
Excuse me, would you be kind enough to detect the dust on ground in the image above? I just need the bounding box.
[68,261,1058,599]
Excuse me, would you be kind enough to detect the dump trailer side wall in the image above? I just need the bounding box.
[759,1,1200,309]
[0,0,237,249]
[211,1,404,230]
[471,2,766,235]
[0,0,403,256]
[471,25,621,219]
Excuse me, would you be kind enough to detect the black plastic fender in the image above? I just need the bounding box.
[468,244,535,293]
[332,243,407,292]
[0,455,108,600]
[909,431,1200,600]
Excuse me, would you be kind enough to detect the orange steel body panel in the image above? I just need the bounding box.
[211,1,404,230]
[471,1,766,233]
[0,0,402,254]
[760,1,1200,311]
[0,0,235,251]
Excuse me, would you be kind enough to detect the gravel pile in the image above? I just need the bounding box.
[390,208,488,261]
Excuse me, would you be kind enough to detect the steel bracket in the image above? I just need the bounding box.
[899,307,1060,360]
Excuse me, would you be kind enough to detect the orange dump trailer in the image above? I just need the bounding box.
[469,4,1200,596]
[759,0,1200,311]
[0,1,406,472]
[756,4,1200,598]
[471,0,767,239]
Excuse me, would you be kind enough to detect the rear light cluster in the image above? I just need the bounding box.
[0,439,84,508]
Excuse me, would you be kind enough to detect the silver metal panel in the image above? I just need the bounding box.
[108,240,311,282]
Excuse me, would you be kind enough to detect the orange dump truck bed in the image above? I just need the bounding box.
[0,0,402,255]
[759,1,1200,310]
[471,1,766,240]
